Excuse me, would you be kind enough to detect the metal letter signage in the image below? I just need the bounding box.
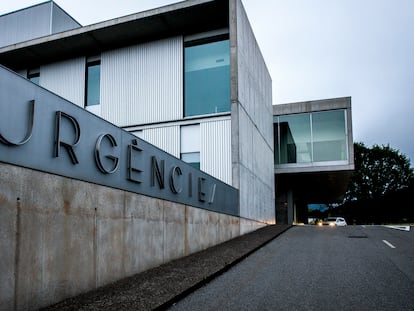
[95,133,119,174]
[54,111,81,164]
[0,100,34,146]
[0,65,238,216]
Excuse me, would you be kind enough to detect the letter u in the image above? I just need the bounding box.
[0,100,35,146]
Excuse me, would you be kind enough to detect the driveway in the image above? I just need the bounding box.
[169,225,414,311]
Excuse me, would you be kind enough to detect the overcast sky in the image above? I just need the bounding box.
[2,0,413,165]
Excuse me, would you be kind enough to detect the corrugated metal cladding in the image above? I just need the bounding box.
[0,2,51,48]
[101,37,183,127]
[0,2,80,48]
[201,119,232,185]
[141,126,180,158]
[40,58,85,108]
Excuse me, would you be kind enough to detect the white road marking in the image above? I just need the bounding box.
[382,240,396,249]
[384,225,410,232]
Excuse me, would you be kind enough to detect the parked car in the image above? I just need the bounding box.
[322,217,347,226]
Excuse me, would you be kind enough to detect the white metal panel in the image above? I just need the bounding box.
[85,104,101,117]
[132,130,143,139]
[142,126,180,158]
[40,58,85,107]
[181,124,200,153]
[101,37,183,127]
[200,119,232,185]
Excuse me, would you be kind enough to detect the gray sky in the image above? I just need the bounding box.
[2,0,414,165]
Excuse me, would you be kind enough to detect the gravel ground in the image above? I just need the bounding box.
[41,224,291,311]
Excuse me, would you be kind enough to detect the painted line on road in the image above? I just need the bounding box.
[384,225,410,232]
[382,240,396,249]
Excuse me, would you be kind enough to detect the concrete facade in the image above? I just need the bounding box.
[0,0,276,224]
[0,162,265,311]
[230,0,275,222]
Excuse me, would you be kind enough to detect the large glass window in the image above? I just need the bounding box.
[312,110,347,161]
[85,57,101,107]
[184,37,230,117]
[274,110,347,165]
[278,114,312,164]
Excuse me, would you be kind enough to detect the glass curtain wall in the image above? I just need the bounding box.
[312,110,347,161]
[184,36,230,117]
[274,110,347,165]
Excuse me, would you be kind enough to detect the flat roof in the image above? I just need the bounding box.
[273,96,351,116]
[0,0,228,70]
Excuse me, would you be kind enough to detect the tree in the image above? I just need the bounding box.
[344,142,414,202]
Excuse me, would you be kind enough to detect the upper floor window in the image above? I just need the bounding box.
[184,36,230,117]
[27,68,40,85]
[274,110,348,165]
[85,56,101,107]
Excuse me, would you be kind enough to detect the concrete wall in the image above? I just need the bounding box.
[230,0,275,223]
[0,162,266,311]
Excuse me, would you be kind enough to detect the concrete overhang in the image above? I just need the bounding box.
[275,169,353,203]
[273,96,351,115]
[273,97,355,203]
[0,0,229,70]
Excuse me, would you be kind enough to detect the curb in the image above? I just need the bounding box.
[155,225,292,310]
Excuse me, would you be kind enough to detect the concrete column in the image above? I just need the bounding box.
[287,189,294,225]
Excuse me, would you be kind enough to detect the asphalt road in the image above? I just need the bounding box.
[168,225,414,311]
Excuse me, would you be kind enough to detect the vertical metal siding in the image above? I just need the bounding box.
[0,3,51,48]
[142,126,180,158]
[101,37,183,127]
[40,58,85,107]
[200,119,232,185]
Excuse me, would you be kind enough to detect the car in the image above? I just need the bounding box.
[322,217,347,226]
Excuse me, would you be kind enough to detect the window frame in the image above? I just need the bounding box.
[27,68,40,85]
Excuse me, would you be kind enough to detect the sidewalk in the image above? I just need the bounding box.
[42,224,291,311]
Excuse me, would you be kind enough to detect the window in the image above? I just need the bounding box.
[277,114,312,164]
[181,152,200,170]
[181,124,200,169]
[184,36,230,117]
[312,110,347,161]
[274,110,348,164]
[85,57,101,107]
[27,68,40,85]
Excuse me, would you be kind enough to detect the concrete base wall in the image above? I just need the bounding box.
[0,163,266,311]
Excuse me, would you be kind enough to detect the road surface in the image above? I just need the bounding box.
[168,225,414,311]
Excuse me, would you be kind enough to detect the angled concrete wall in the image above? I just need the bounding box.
[230,0,275,223]
[0,162,266,311]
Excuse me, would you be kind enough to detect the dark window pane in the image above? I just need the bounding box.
[312,110,347,161]
[278,114,311,163]
[181,152,200,170]
[86,61,100,106]
[27,69,40,85]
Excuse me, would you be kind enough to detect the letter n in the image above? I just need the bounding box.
[151,156,165,189]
